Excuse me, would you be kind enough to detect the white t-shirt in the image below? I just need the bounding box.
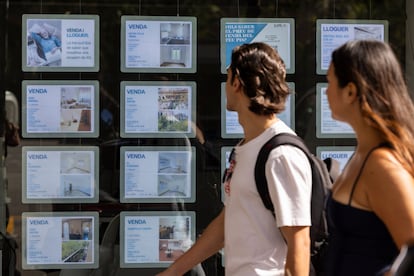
[224,120,312,276]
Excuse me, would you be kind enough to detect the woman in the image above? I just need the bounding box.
[325,40,414,276]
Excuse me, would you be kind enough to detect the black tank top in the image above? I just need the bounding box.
[325,144,399,276]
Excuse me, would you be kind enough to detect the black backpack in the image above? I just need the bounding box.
[254,133,340,275]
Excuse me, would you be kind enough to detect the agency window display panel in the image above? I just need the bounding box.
[120,211,196,268]
[120,81,197,138]
[22,80,100,138]
[316,146,355,173]
[120,146,196,203]
[22,146,99,204]
[121,16,197,73]
[316,19,388,74]
[220,17,295,74]
[22,212,99,270]
[22,14,99,72]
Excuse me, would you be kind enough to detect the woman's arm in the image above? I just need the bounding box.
[365,149,414,249]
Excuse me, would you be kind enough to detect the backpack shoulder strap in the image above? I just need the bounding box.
[254,133,311,216]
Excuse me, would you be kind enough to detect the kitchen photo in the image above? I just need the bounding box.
[160,22,192,68]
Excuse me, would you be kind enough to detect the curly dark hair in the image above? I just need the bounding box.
[229,42,290,116]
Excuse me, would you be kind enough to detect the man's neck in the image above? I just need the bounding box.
[239,113,278,144]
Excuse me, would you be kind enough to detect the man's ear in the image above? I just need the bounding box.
[232,76,243,92]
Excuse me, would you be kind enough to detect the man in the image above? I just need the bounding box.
[157,42,312,276]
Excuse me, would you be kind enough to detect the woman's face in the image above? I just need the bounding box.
[40,29,49,38]
[326,63,348,122]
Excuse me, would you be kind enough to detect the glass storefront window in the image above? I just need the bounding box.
[0,1,410,275]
